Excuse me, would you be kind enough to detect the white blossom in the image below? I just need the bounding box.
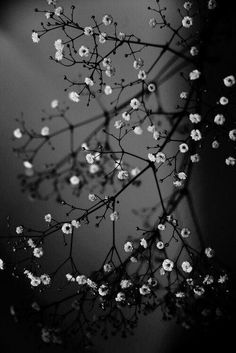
[68,91,80,103]
[223,75,235,87]
[13,128,23,139]
[32,32,40,43]
[61,223,72,235]
[189,69,201,80]
[162,259,174,272]
[139,284,151,295]
[182,16,193,28]
[110,211,119,221]
[124,241,133,253]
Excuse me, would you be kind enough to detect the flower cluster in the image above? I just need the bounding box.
[1,0,235,350]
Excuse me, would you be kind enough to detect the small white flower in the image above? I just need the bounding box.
[122,111,130,121]
[98,284,109,296]
[33,247,44,258]
[114,120,124,129]
[156,241,164,249]
[81,142,89,150]
[208,0,217,10]
[88,193,96,202]
[54,6,63,16]
[193,286,205,296]
[158,224,165,231]
[117,170,129,180]
[115,292,126,302]
[229,129,236,141]
[214,114,225,125]
[223,75,235,87]
[190,129,202,141]
[27,238,35,248]
[131,167,140,177]
[182,16,193,28]
[124,241,133,253]
[71,220,80,228]
[66,273,75,282]
[54,39,64,51]
[139,284,151,295]
[176,292,185,298]
[190,46,199,56]
[61,223,72,235]
[44,214,52,223]
[103,263,112,273]
[13,128,23,139]
[118,32,125,40]
[78,45,89,57]
[102,57,112,67]
[183,2,192,10]
[32,32,40,43]
[189,69,201,80]
[105,65,116,77]
[153,130,160,140]
[225,156,236,166]
[178,172,187,180]
[86,153,94,164]
[133,126,143,135]
[69,175,80,186]
[205,247,214,258]
[149,18,157,28]
[120,279,132,289]
[0,259,4,270]
[147,125,155,133]
[102,14,113,26]
[181,261,192,273]
[156,152,166,163]
[181,227,191,238]
[173,180,182,187]
[219,96,229,105]
[84,26,93,36]
[130,256,138,263]
[148,83,156,92]
[31,277,41,287]
[23,161,33,169]
[16,226,24,234]
[51,99,59,109]
[45,12,51,19]
[190,153,200,162]
[99,32,107,44]
[41,126,50,136]
[218,274,228,284]
[69,91,80,103]
[138,70,147,80]
[104,85,112,95]
[180,91,188,99]
[212,140,219,149]
[148,153,156,162]
[89,164,99,174]
[162,259,174,272]
[110,211,119,221]
[130,98,141,110]
[76,275,87,285]
[84,77,94,86]
[203,274,214,285]
[133,58,144,70]
[55,50,63,61]
[140,238,147,248]
[40,274,51,285]
[189,113,201,124]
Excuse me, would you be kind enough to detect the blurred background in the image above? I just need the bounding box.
[0,0,235,352]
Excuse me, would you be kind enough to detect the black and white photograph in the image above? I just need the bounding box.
[0,1,235,352]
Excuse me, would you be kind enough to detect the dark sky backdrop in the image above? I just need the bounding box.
[0,1,235,353]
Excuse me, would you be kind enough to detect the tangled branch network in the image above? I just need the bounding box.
[1,0,235,349]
